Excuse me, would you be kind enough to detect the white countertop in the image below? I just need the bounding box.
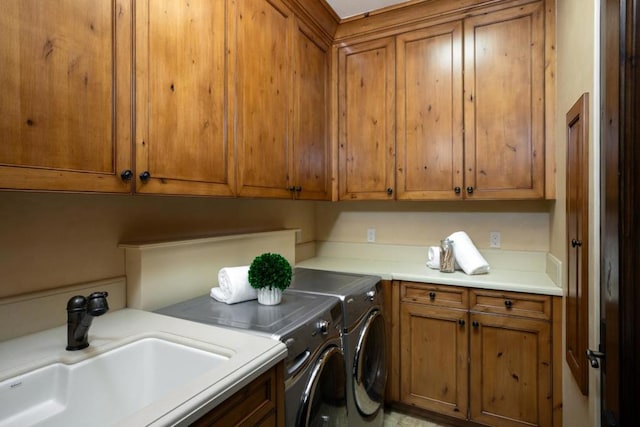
[296,255,563,296]
[0,309,287,426]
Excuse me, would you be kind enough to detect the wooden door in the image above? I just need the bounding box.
[135,0,233,196]
[400,303,468,419]
[291,20,330,201]
[463,2,545,199]
[565,93,589,395]
[0,0,132,192]
[338,37,395,200]
[234,0,294,199]
[396,22,464,200]
[469,313,552,427]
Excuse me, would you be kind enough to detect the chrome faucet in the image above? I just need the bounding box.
[66,291,109,351]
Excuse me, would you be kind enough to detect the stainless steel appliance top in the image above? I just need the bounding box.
[288,268,382,328]
[155,291,340,341]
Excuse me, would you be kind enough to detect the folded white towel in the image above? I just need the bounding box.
[446,231,490,275]
[426,246,440,269]
[210,266,257,304]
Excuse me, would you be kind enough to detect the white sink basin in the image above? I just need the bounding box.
[0,337,229,426]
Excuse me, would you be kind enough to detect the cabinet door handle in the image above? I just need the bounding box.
[571,239,582,248]
[386,187,393,195]
[295,186,302,192]
[139,171,151,182]
[466,186,474,194]
[472,321,479,328]
[120,170,133,181]
[429,291,436,300]
[458,319,465,326]
[288,186,296,192]
[454,186,461,194]
[586,349,605,369]
[504,299,513,308]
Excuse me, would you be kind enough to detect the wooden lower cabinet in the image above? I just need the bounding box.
[400,302,468,419]
[192,363,284,426]
[469,313,551,427]
[394,282,558,426]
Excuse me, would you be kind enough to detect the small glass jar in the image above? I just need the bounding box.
[440,239,455,273]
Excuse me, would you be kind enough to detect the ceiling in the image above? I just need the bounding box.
[324,0,411,19]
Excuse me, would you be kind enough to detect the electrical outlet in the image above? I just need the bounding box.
[367,228,376,243]
[489,231,501,248]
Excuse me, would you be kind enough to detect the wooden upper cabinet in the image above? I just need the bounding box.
[135,0,233,196]
[0,0,132,192]
[396,22,464,200]
[234,0,294,199]
[338,37,396,200]
[291,20,331,201]
[463,2,545,199]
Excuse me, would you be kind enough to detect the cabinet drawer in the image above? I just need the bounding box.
[470,289,551,320]
[400,282,468,309]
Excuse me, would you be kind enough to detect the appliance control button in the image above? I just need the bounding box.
[366,290,376,301]
[317,319,330,335]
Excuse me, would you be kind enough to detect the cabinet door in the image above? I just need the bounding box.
[135,0,233,196]
[463,2,545,199]
[469,313,552,427]
[0,0,132,192]
[338,37,395,200]
[400,302,468,419]
[291,20,330,200]
[396,22,464,200]
[235,0,294,199]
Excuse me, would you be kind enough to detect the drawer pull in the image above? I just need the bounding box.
[429,291,436,300]
[504,299,513,308]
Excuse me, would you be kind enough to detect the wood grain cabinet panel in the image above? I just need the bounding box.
[291,19,331,200]
[469,313,552,427]
[135,0,234,196]
[338,37,396,200]
[0,0,132,192]
[396,22,464,200]
[400,302,469,419]
[193,364,284,426]
[463,2,545,199]
[235,0,294,199]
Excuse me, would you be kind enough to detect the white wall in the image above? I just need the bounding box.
[315,200,551,251]
[552,0,601,425]
[0,192,316,298]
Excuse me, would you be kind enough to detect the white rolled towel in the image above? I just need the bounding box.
[426,246,440,269]
[210,266,257,304]
[446,231,490,275]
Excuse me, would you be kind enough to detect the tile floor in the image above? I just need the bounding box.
[383,410,448,427]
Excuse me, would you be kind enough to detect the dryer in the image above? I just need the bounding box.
[287,268,387,427]
[156,291,347,426]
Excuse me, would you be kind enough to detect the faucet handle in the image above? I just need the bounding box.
[87,292,109,316]
[66,295,88,312]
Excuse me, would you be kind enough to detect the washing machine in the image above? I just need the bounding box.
[156,291,347,426]
[287,268,387,427]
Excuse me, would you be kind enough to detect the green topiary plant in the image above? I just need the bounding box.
[248,253,293,291]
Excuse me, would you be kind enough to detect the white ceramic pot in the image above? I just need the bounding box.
[257,288,283,305]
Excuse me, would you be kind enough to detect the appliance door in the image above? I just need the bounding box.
[353,309,387,417]
[297,345,347,427]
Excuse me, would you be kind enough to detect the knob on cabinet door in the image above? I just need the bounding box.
[386,188,393,195]
[458,319,465,326]
[472,321,480,328]
[120,170,133,181]
[466,186,474,194]
[454,186,461,194]
[139,171,151,182]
